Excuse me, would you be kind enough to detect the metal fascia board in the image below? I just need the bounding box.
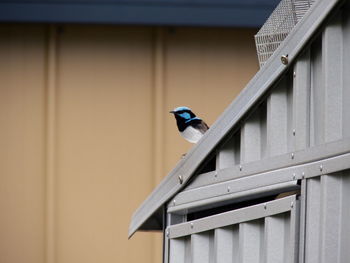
[167,195,296,239]
[169,151,350,210]
[128,0,342,238]
[185,138,350,191]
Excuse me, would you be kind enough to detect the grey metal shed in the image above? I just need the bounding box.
[129,0,350,262]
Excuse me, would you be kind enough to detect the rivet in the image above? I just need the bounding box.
[291,153,294,159]
[291,202,294,208]
[320,165,323,172]
[293,173,296,180]
[281,55,289,65]
[227,186,231,192]
[190,223,194,229]
[302,172,305,179]
[293,129,296,136]
[178,175,183,184]
[173,199,176,206]
[239,165,242,171]
[264,203,267,210]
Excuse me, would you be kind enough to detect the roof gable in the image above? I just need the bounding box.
[129,0,343,238]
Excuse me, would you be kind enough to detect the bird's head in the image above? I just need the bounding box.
[169,106,196,122]
[170,106,200,132]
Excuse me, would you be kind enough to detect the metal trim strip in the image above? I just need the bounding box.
[167,195,296,239]
[169,150,350,210]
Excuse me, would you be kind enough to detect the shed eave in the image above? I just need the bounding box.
[128,0,344,239]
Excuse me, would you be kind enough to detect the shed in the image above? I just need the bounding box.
[130,0,350,262]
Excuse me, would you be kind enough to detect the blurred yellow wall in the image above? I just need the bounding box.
[0,24,258,263]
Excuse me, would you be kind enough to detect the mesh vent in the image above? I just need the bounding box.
[255,0,315,68]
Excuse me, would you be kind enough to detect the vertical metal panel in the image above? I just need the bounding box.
[304,178,321,263]
[263,214,288,263]
[319,174,342,263]
[292,50,311,151]
[216,133,240,170]
[310,37,323,146]
[214,226,238,263]
[266,78,291,157]
[323,13,343,143]
[298,179,307,263]
[191,232,213,263]
[169,237,188,263]
[343,2,350,137]
[241,109,265,163]
[340,171,350,263]
[238,220,263,263]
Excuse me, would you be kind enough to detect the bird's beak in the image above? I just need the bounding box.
[169,110,175,114]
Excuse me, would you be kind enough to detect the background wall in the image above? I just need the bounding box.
[0,24,258,263]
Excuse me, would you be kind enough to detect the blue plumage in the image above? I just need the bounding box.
[170,106,209,143]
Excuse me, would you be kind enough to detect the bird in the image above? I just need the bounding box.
[170,106,209,143]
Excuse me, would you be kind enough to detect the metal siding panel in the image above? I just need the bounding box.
[214,227,236,263]
[241,110,264,163]
[263,215,288,263]
[319,174,342,263]
[239,220,263,263]
[293,50,311,151]
[216,133,240,170]
[323,13,343,143]
[310,37,324,146]
[267,78,289,157]
[304,178,321,263]
[342,3,350,137]
[298,179,307,263]
[191,232,213,263]
[340,171,350,263]
[169,238,187,263]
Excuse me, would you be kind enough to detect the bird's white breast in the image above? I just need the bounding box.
[180,126,204,143]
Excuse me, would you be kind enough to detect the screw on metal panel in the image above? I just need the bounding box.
[178,175,183,184]
[291,153,294,159]
[302,172,305,179]
[190,223,194,229]
[320,165,323,172]
[293,173,296,180]
[264,203,267,210]
[227,186,231,192]
[239,165,242,171]
[291,202,294,208]
[281,55,289,65]
[293,129,296,136]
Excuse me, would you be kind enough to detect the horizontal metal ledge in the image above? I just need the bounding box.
[169,144,350,209]
[168,181,298,214]
[186,137,350,191]
[167,195,296,239]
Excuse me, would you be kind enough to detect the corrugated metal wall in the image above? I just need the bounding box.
[0,25,258,263]
[167,196,298,263]
[165,2,350,263]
